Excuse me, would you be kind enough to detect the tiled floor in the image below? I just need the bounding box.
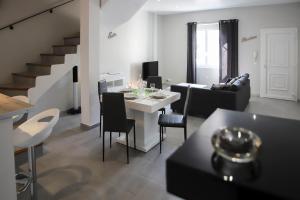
[17,96,300,200]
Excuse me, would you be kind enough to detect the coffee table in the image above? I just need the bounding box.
[166,109,300,200]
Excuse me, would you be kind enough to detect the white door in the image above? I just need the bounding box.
[260,28,298,101]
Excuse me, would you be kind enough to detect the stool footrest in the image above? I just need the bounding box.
[16,173,32,194]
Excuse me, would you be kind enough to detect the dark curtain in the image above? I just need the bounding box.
[187,22,197,83]
[219,19,239,83]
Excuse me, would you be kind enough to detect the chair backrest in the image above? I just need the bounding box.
[13,108,60,148]
[98,80,108,98]
[147,76,162,89]
[183,86,192,118]
[98,80,108,112]
[102,92,127,132]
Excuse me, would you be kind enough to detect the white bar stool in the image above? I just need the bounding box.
[13,108,60,200]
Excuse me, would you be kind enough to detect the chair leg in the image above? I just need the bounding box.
[28,146,37,200]
[99,116,101,137]
[119,132,121,137]
[159,126,162,154]
[126,132,129,164]
[184,126,187,141]
[133,124,136,150]
[110,132,112,148]
[161,126,164,147]
[102,131,105,162]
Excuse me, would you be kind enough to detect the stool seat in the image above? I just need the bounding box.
[13,108,60,148]
[13,108,59,200]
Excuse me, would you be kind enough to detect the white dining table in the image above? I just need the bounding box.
[116,90,180,152]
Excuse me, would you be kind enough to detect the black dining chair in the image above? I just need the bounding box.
[102,92,136,164]
[98,80,108,138]
[147,76,163,90]
[147,76,165,115]
[158,86,192,153]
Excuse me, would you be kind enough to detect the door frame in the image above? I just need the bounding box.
[260,28,298,101]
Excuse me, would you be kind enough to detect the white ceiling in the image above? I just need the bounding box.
[144,0,300,14]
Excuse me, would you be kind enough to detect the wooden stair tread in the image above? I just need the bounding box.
[64,36,80,39]
[40,53,65,56]
[13,71,47,78]
[0,83,32,90]
[53,44,77,47]
[26,63,51,67]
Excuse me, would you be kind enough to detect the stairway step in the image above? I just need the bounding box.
[40,54,65,65]
[13,71,48,78]
[53,44,77,47]
[40,53,65,56]
[26,63,51,67]
[12,71,48,86]
[0,84,31,90]
[0,84,31,96]
[64,35,80,39]
[64,36,80,45]
[53,45,77,54]
[27,63,51,74]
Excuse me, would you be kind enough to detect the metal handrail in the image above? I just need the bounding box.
[0,0,75,31]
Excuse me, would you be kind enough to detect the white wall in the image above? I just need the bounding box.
[0,0,80,111]
[33,71,74,114]
[158,3,300,96]
[100,10,156,84]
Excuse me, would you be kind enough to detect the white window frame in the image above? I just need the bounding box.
[196,23,220,69]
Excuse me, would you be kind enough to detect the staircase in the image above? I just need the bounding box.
[0,0,149,105]
[0,35,80,104]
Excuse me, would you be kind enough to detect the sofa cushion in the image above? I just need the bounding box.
[212,73,249,91]
[241,73,250,79]
[228,78,238,85]
[229,80,243,91]
[211,83,231,90]
[238,76,248,85]
[237,73,250,85]
[226,78,232,84]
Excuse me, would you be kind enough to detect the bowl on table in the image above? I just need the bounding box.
[124,93,138,100]
[211,127,262,163]
[150,92,167,99]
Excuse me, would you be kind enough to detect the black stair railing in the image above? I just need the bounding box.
[0,0,75,31]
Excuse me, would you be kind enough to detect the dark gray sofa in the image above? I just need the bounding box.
[171,74,251,118]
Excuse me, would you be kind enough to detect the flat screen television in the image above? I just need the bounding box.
[142,61,158,80]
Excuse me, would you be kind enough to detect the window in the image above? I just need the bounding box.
[196,23,220,85]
